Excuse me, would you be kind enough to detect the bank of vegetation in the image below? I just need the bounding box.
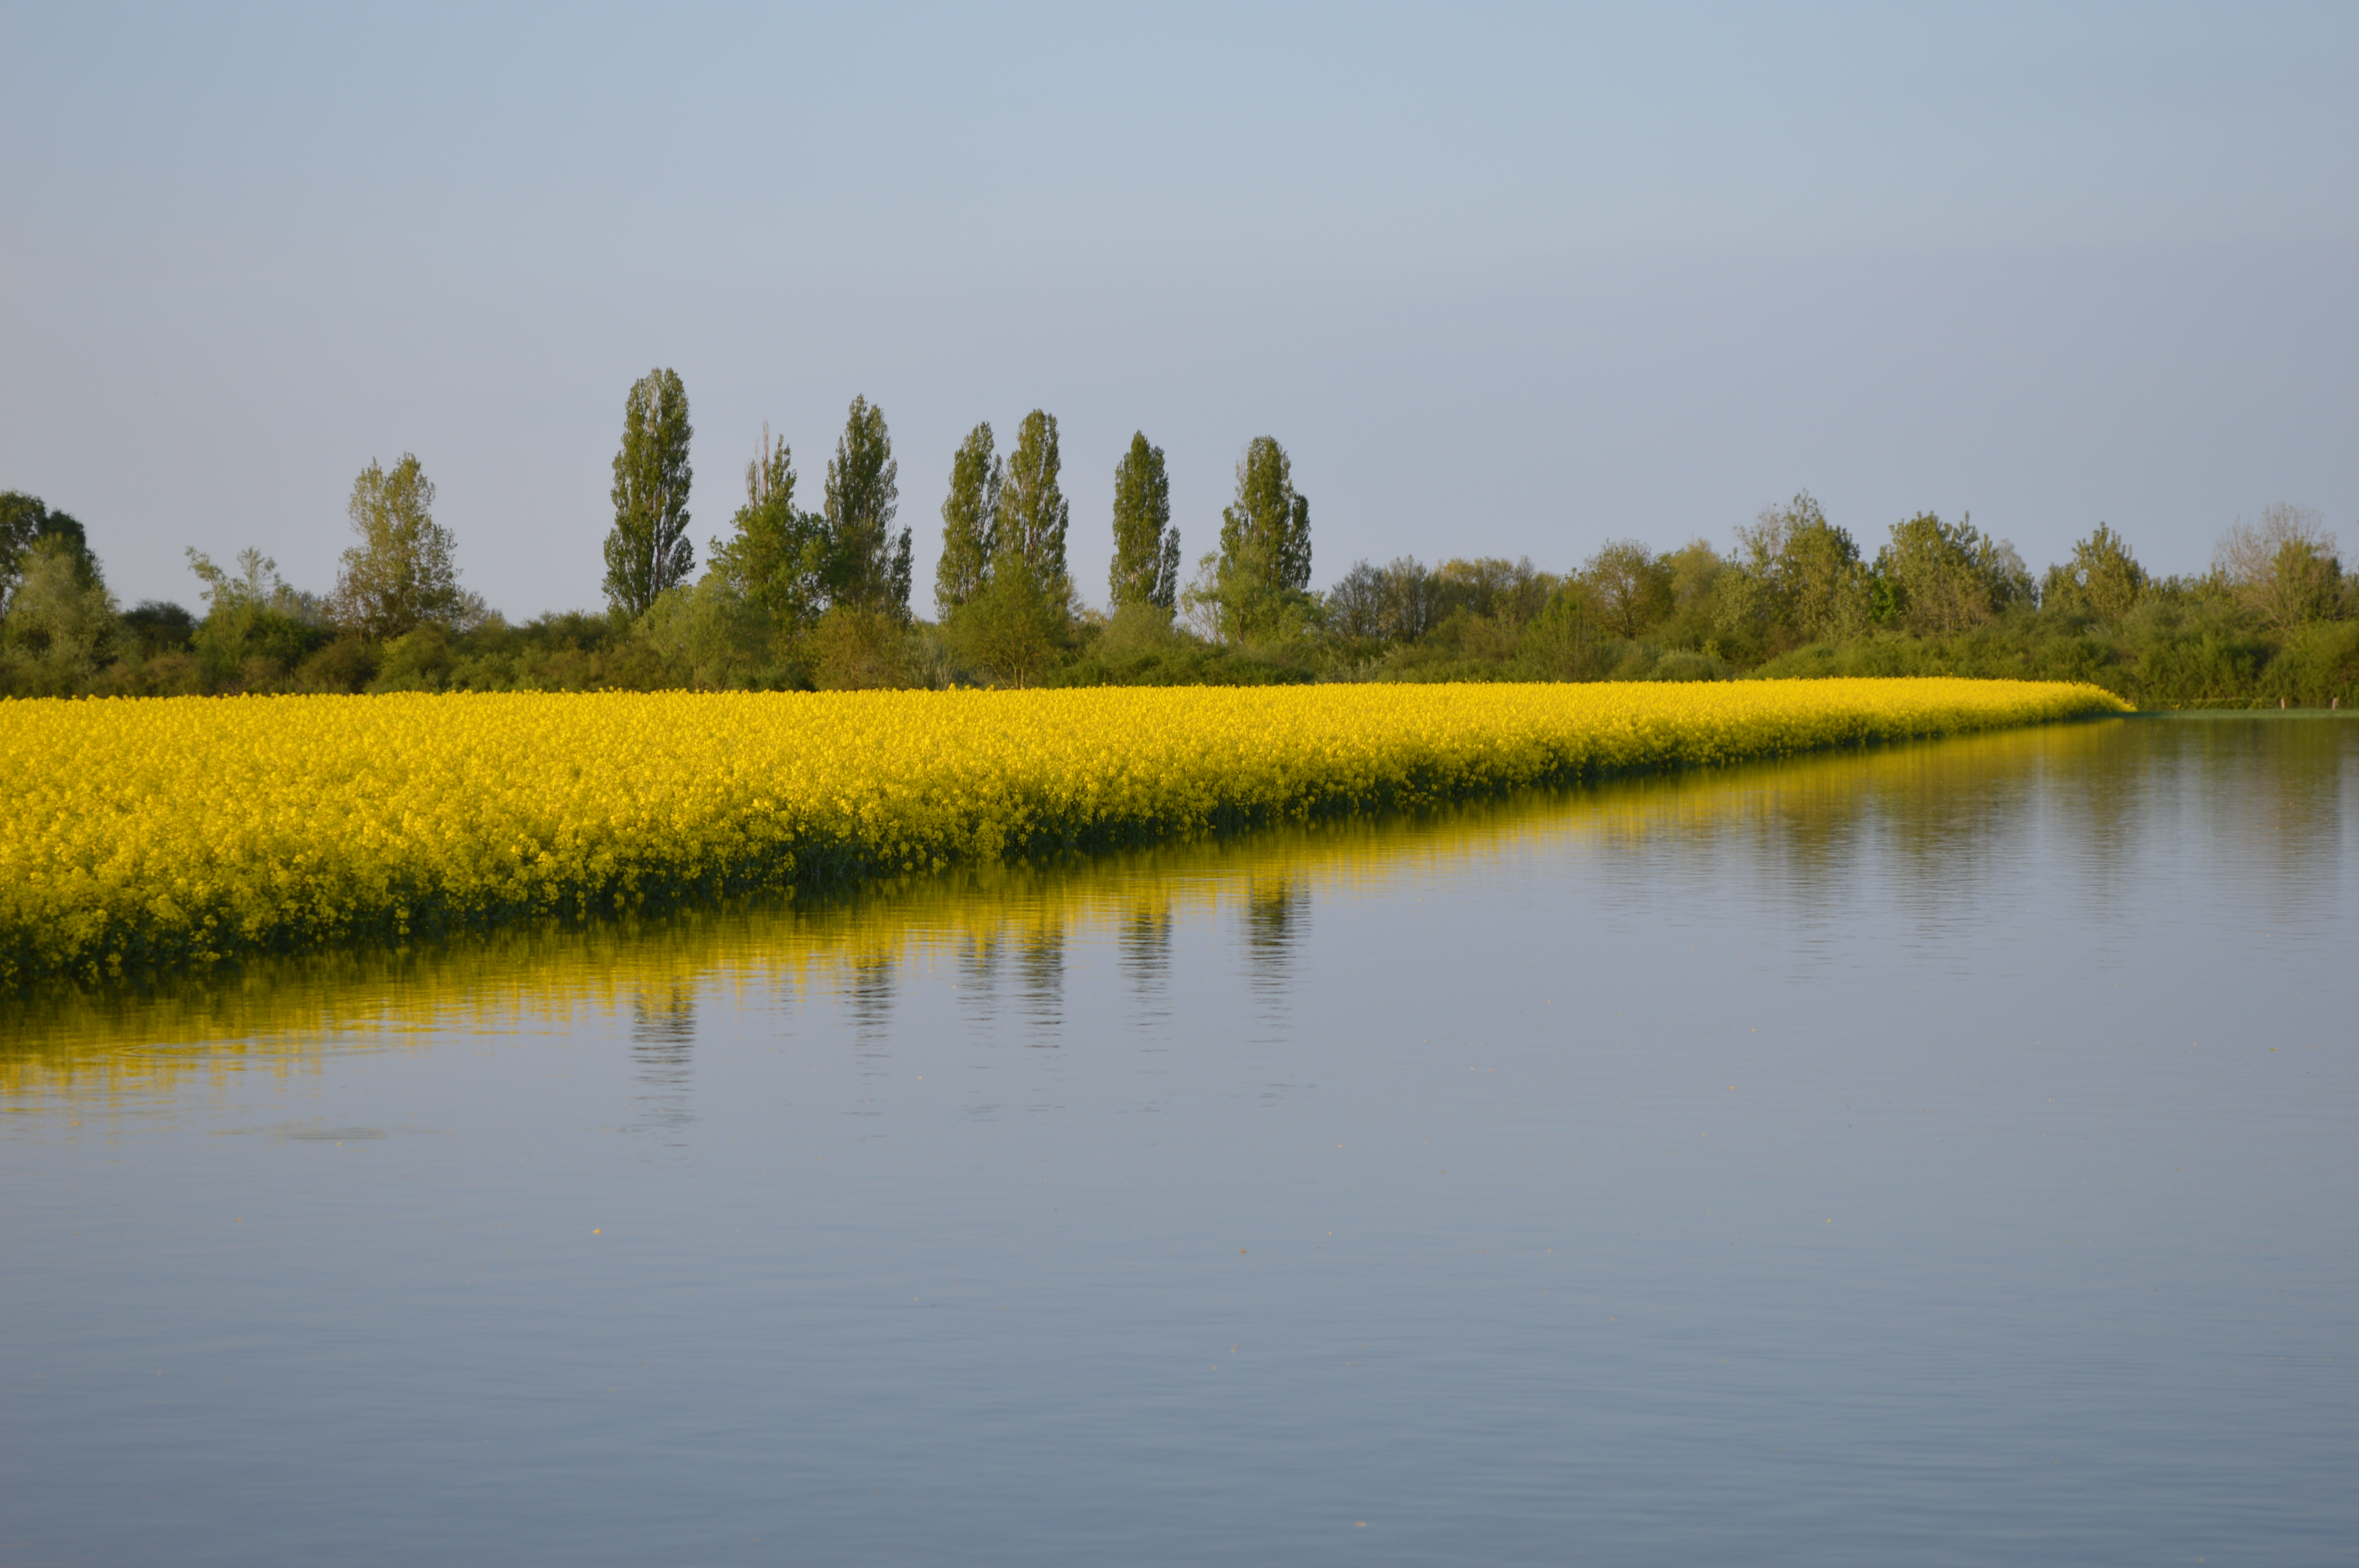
[4,369,2352,708]
[0,680,2123,984]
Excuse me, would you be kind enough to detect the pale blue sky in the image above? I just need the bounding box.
[4,2,2354,617]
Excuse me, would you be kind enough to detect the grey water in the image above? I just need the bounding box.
[4,715,2354,1566]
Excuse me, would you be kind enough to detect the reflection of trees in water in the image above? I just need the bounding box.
[1119,902,1173,1008]
[1578,727,2096,937]
[1999,720,2334,918]
[630,981,697,1134]
[1243,877,1307,1019]
[2028,722,2146,901]
[2184,719,2348,890]
[1870,746,2044,923]
[842,955,896,1042]
[949,916,1064,1044]
[1017,924,1063,1042]
[1587,720,2349,943]
[958,931,1001,1028]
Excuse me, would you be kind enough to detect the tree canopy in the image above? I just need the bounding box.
[821,395,910,619]
[330,454,480,638]
[2215,504,2343,632]
[0,491,97,612]
[1210,436,1312,643]
[1109,432,1178,611]
[997,410,1070,599]
[603,368,695,617]
[935,422,1002,619]
[1730,492,1873,644]
[1874,511,2032,635]
[2046,524,2148,622]
[709,424,826,632]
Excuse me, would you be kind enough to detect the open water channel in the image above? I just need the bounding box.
[3,713,2354,1565]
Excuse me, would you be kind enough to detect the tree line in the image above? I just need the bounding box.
[3,367,2353,705]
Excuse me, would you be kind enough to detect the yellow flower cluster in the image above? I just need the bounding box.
[0,678,2125,983]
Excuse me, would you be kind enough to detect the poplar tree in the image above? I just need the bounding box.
[821,395,910,619]
[997,410,1069,597]
[1213,435,1312,642]
[951,410,1069,679]
[603,368,694,617]
[1109,431,1178,610]
[935,421,1002,619]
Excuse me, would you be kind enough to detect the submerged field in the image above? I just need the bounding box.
[0,678,2125,983]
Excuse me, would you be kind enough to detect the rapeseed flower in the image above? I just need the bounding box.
[0,679,2125,982]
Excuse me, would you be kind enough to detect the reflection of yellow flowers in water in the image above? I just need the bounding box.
[0,678,2124,984]
[3,715,2134,1102]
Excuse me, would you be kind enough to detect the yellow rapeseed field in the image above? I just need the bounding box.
[0,678,2125,983]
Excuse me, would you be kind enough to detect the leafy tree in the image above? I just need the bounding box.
[806,605,909,689]
[1579,541,1672,638]
[0,535,121,689]
[1380,558,1444,641]
[710,424,826,632]
[998,410,1070,599]
[1731,492,1873,645]
[821,395,910,619]
[0,492,97,613]
[1522,583,1604,677]
[1874,511,2032,635]
[0,492,40,600]
[638,570,774,688]
[1654,539,1732,647]
[1109,432,1178,610]
[2045,524,2148,622]
[1434,557,1555,625]
[935,422,1002,619]
[2215,505,2343,632]
[1329,556,1454,645]
[954,549,1065,687]
[603,368,695,616]
[1213,436,1313,643]
[185,547,328,684]
[1326,559,1393,641]
[330,454,482,637]
[123,600,197,658]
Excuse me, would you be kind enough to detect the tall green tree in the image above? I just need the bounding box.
[603,367,695,617]
[1212,435,1312,643]
[998,410,1070,597]
[951,411,1069,677]
[710,424,827,631]
[1109,431,1178,610]
[821,395,910,619]
[329,454,480,637]
[935,422,1002,619]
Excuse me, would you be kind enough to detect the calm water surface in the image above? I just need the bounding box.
[4,715,2354,1566]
